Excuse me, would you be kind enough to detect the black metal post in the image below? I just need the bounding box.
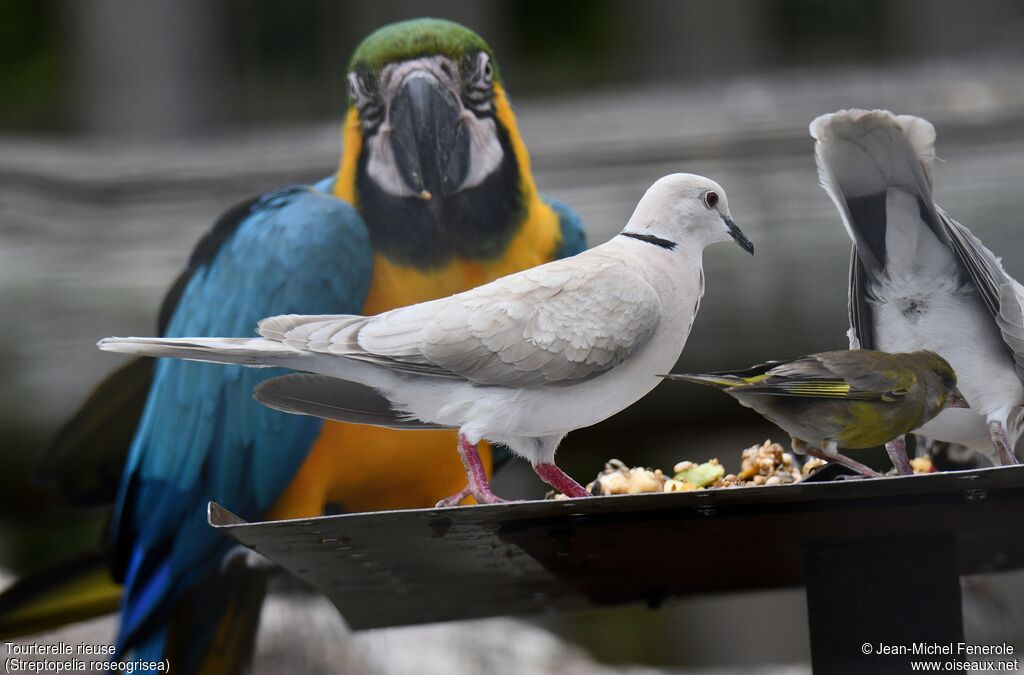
[805,535,963,674]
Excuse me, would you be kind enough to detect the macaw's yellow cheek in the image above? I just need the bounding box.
[335,107,363,205]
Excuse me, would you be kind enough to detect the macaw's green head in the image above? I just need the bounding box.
[347,18,506,201]
[339,19,529,266]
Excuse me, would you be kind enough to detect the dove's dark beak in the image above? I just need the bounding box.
[946,388,970,409]
[724,216,754,255]
[389,71,470,199]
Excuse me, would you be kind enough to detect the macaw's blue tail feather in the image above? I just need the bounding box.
[125,629,167,674]
[118,549,268,675]
[166,555,268,675]
[117,547,173,655]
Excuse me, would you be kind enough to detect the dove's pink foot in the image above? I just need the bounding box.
[885,435,914,475]
[435,433,506,507]
[535,463,590,498]
[989,420,1020,466]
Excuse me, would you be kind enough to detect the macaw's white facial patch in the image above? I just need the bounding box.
[365,125,417,198]
[362,55,505,198]
[459,111,503,190]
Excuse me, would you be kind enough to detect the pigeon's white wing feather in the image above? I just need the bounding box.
[262,256,662,387]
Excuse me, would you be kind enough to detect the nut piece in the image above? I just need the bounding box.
[731,440,803,486]
[581,459,667,496]
[801,457,828,478]
[557,438,832,501]
[910,455,935,474]
[663,479,698,493]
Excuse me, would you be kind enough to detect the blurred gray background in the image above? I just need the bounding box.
[2,0,1024,672]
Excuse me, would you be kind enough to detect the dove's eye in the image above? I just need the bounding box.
[704,191,719,209]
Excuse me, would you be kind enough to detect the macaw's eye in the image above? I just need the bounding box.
[477,53,493,84]
[704,191,719,209]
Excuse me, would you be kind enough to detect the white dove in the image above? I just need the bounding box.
[100,173,754,504]
[811,109,1024,470]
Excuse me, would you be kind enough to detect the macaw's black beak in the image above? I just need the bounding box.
[724,215,754,255]
[389,72,470,199]
[946,387,970,409]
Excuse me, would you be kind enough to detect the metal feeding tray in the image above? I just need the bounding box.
[210,465,1024,674]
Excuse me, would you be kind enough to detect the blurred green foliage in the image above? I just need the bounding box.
[773,0,894,63]
[0,0,66,131]
[5,0,1006,133]
[507,0,615,89]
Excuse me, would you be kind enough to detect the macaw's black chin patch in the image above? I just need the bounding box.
[356,122,522,268]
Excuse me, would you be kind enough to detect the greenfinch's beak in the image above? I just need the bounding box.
[724,215,754,255]
[946,388,970,409]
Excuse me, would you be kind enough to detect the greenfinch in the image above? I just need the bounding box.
[663,350,968,477]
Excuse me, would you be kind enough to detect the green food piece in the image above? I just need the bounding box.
[673,461,724,488]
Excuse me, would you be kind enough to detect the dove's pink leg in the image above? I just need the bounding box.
[988,420,1020,466]
[534,463,590,498]
[885,435,914,475]
[435,433,506,507]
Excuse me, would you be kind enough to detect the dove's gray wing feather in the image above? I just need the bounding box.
[414,262,661,386]
[263,258,662,387]
[838,174,1024,379]
[255,373,447,428]
[848,247,874,350]
[939,211,1024,379]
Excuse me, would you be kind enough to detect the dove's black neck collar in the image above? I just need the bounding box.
[355,122,523,269]
[619,231,677,251]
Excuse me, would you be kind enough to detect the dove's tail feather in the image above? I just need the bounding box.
[98,336,302,368]
[662,373,748,390]
[810,109,952,276]
[255,373,447,429]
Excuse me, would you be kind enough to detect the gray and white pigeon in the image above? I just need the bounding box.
[811,109,1024,471]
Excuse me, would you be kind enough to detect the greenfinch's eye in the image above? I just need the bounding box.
[704,191,719,209]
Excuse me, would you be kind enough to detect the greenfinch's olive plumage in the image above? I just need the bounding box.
[664,350,967,475]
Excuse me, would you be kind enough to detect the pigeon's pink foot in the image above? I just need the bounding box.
[435,486,472,508]
[535,463,590,498]
[885,435,914,475]
[435,433,507,507]
[989,420,1020,466]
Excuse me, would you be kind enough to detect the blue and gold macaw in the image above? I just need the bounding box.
[3,18,585,675]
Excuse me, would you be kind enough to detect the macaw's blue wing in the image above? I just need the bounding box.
[111,184,372,672]
[543,196,587,259]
